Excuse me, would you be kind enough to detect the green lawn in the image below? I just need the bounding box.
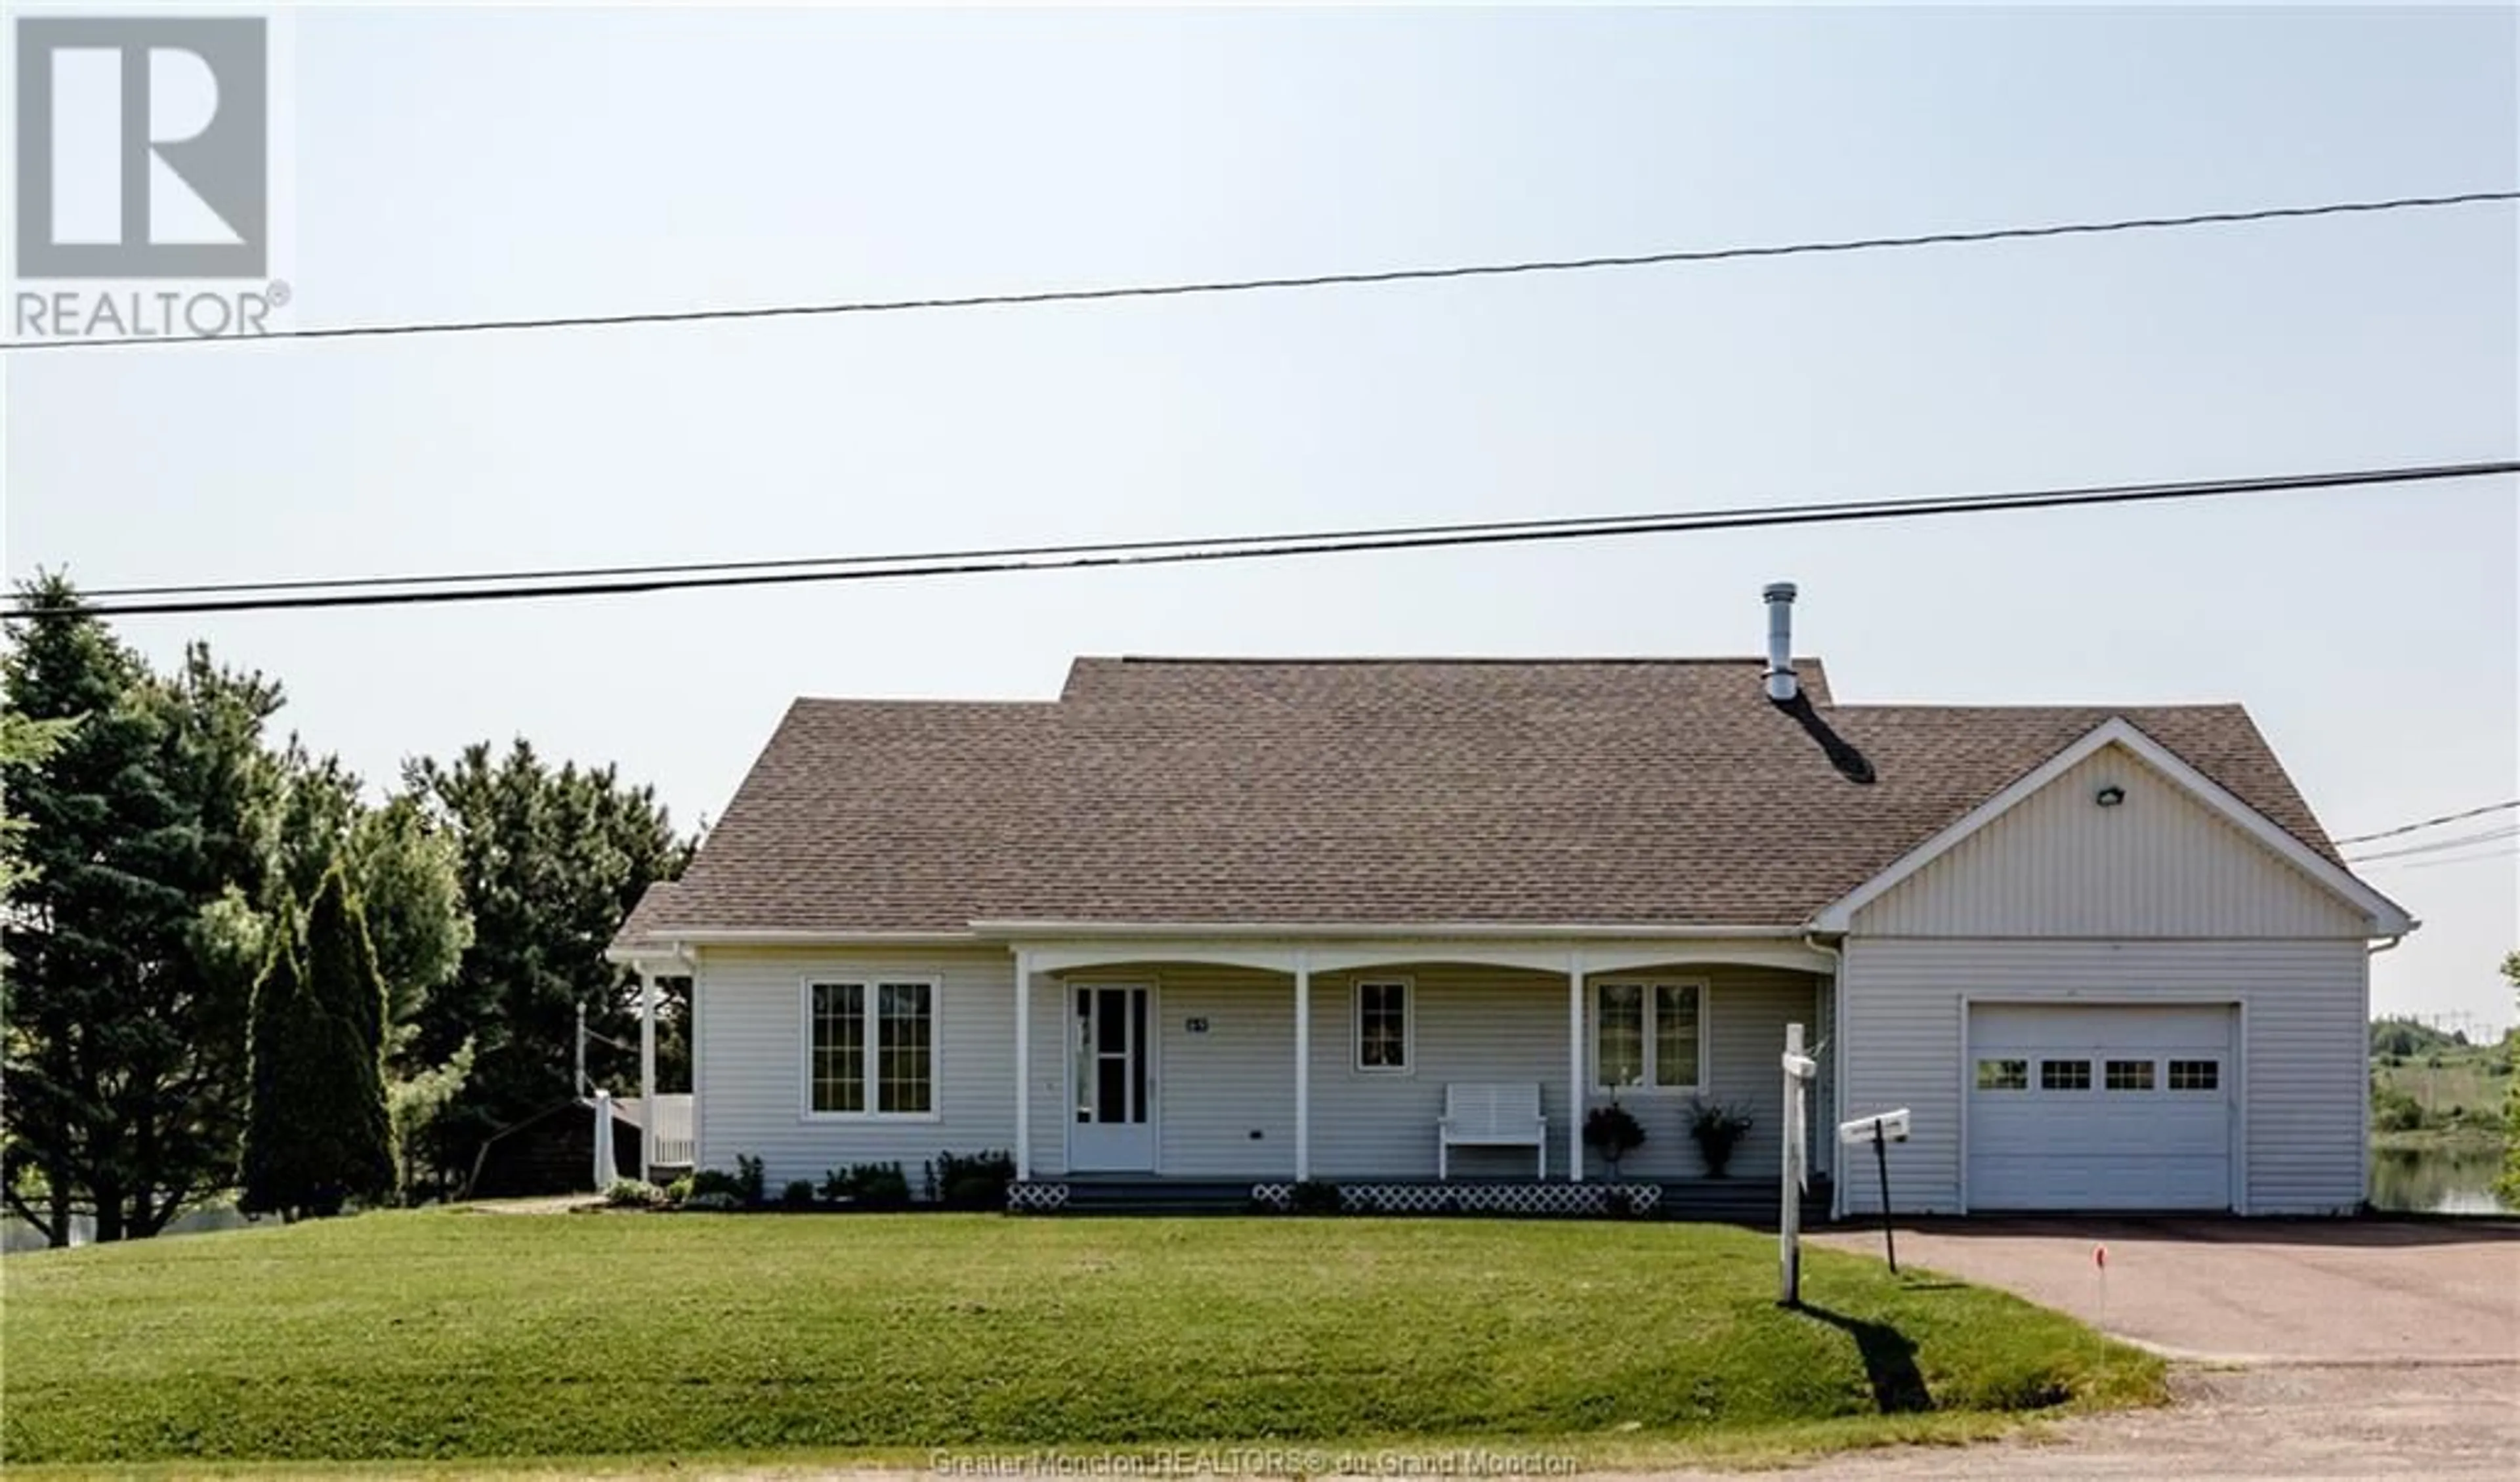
[1,1209,2164,1471]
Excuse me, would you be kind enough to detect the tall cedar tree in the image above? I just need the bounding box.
[240,925,322,1218]
[303,868,397,1206]
[408,742,688,1181]
[1,578,278,1243]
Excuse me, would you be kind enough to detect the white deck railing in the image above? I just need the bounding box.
[614,1093,696,1170]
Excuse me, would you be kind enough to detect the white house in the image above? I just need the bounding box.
[608,585,2414,1217]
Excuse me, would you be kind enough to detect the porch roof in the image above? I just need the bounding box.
[615,656,2343,946]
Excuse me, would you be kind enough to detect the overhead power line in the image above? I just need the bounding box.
[2375,847,2520,872]
[7,190,2512,354]
[7,458,2513,621]
[2332,798,2519,845]
[2346,824,2520,865]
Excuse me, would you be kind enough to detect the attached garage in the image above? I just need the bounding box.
[1965,1002,2237,1212]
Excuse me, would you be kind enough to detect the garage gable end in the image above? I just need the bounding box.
[1823,721,2410,939]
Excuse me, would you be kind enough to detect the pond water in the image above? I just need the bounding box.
[1,1204,255,1253]
[2367,1143,2512,1214]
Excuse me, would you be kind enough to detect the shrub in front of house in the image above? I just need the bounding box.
[934,1150,1017,1210]
[602,1179,667,1209]
[780,1179,818,1210]
[663,1174,694,1206]
[687,1167,753,1206]
[819,1162,912,1210]
[681,1191,741,1212]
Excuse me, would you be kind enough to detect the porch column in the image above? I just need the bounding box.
[1013,949,1033,1181]
[637,969,658,1185]
[1566,949,1586,1181]
[1293,950,1312,1182]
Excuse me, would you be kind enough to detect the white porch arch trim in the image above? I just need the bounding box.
[998,931,1829,1183]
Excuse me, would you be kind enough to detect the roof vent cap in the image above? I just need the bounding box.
[1763,582,1799,703]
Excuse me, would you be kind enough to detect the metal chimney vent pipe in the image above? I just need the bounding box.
[1763,582,1799,703]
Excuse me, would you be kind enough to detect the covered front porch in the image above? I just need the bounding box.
[999,932,1840,1193]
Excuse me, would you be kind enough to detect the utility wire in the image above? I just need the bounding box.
[67,460,2503,604]
[8,190,2513,354]
[8,459,2513,621]
[2346,824,2520,864]
[2374,847,2520,872]
[2332,798,2519,845]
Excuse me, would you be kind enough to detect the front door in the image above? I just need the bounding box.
[1069,984,1156,1172]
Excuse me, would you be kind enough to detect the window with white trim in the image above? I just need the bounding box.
[1354,979,1411,1072]
[1593,981,1704,1091]
[807,980,934,1115]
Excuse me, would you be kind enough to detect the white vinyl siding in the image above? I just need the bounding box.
[695,947,1016,1191]
[1851,744,2372,939]
[1836,937,2368,1216]
[697,949,1832,1187]
[1589,967,1818,1181]
[1307,966,1568,1180]
[1152,964,1297,1177]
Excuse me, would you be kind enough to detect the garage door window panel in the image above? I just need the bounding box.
[2168,1059,2221,1092]
[1975,1058,2028,1091]
[2040,1059,2093,1092]
[2105,1059,2156,1091]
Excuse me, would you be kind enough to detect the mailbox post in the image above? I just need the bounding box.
[1778,1024,1818,1305]
[1837,1109,1912,1274]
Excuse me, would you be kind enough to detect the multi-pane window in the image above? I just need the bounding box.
[1355,981,1410,1071]
[2105,1059,2155,1091]
[807,980,934,1115]
[876,983,933,1113]
[2168,1059,2221,1092]
[1594,982,1704,1091]
[2040,1059,2092,1091]
[1975,1058,2029,1091]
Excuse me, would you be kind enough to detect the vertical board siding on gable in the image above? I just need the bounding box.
[693,946,1018,1191]
[1851,744,2370,939]
[1838,938,2368,1216]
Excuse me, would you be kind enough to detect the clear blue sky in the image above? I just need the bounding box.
[7,5,2516,1028]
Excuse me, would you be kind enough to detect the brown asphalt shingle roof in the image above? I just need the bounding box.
[616,656,2345,941]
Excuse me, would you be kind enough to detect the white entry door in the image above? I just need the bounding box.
[1967,1003,2236,1212]
[1069,984,1156,1172]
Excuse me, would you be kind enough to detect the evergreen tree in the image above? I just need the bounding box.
[240,923,320,1219]
[1,578,279,1243]
[407,741,688,1181]
[302,866,396,1207]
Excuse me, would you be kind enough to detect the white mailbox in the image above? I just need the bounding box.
[1838,1108,1911,1145]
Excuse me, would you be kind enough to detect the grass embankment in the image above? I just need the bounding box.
[2,1210,2164,1471]
[2370,1039,2511,1151]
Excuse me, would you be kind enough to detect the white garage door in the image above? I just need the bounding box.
[1967,1003,2235,1212]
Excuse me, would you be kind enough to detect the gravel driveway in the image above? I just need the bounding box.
[1756,1216,2520,1479]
